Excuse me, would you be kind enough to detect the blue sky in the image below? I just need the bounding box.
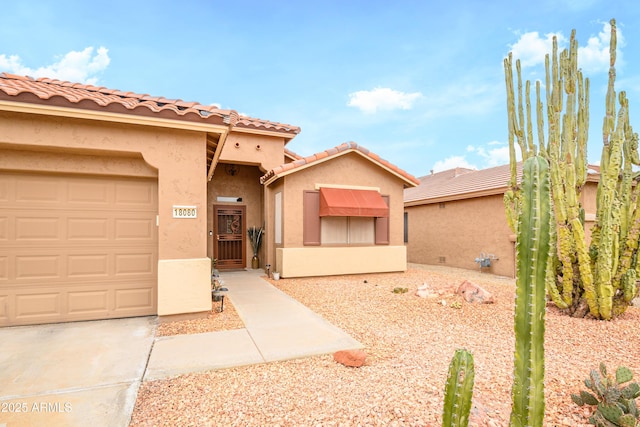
[1,1,639,177]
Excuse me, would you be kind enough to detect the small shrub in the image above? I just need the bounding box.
[392,287,408,294]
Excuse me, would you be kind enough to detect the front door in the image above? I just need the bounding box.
[213,205,246,269]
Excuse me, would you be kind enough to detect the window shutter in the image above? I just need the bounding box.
[375,195,390,245]
[303,190,321,245]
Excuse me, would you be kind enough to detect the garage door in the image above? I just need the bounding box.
[0,172,158,326]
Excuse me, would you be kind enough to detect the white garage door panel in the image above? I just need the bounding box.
[0,172,158,326]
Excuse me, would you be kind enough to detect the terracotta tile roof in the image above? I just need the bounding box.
[405,162,600,205]
[0,73,300,136]
[404,164,516,205]
[260,141,420,187]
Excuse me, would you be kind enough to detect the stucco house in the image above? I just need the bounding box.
[0,73,417,327]
[403,163,599,278]
[261,142,419,278]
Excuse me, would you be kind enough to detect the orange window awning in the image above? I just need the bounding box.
[319,187,389,217]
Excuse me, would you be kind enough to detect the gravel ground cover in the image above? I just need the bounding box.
[156,298,244,336]
[131,264,640,426]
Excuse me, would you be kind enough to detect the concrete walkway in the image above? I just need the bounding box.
[0,270,362,426]
[145,269,363,380]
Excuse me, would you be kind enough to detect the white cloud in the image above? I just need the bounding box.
[476,145,512,167]
[466,141,519,169]
[509,31,565,68]
[578,21,624,74]
[508,21,623,75]
[347,87,422,114]
[432,156,477,173]
[0,46,110,85]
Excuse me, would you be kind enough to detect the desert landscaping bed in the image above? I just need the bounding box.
[131,264,640,426]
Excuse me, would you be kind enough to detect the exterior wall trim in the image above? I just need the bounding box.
[314,183,381,192]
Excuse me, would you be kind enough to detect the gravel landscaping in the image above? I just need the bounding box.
[131,263,640,426]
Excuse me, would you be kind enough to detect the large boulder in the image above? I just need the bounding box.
[455,280,495,304]
[333,349,367,367]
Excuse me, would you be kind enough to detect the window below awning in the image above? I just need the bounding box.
[319,187,389,217]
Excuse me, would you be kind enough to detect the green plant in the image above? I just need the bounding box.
[509,156,551,427]
[437,158,550,426]
[247,226,264,257]
[571,363,640,426]
[450,301,462,309]
[442,349,475,427]
[392,287,408,294]
[504,19,640,320]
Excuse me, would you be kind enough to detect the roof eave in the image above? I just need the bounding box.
[0,99,231,133]
[231,124,300,142]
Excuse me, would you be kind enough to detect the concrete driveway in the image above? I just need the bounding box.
[0,317,156,427]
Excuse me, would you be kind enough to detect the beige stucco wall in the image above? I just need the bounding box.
[406,194,515,277]
[266,152,409,277]
[0,110,210,316]
[277,246,407,277]
[207,163,264,268]
[264,179,284,273]
[281,153,406,247]
[222,133,286,172]
[405,181,599,278]
[157,258,211,315]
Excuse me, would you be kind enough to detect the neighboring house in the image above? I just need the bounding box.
[0,73,417,327]
[403,163,599,278]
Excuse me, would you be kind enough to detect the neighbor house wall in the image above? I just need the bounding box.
[0,110,211,316]
[270,152,408,277]
[405,194,515,277]
[404,180,599,278]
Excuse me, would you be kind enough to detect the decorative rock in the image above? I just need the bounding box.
[333,349,367,367]
[415,283,437,298]
[456,280,495,304]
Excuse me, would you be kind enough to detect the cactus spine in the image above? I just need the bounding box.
[510,156,550,427]
[442,349,475,427]
[504,19,640,320]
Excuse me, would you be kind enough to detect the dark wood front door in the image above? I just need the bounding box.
[213,205,246,269]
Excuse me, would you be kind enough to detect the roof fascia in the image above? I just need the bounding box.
[0,100,230,133]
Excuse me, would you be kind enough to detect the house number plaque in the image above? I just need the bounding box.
[172,205,197,218]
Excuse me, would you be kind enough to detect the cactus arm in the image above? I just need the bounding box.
[510,156,550,427]
[576,73,589,188]
[442,349,475,427]
[546,204,568,308]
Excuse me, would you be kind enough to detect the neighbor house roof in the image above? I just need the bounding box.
[405,162,600,206]
[260,141,420,188]
[0,73,300,138]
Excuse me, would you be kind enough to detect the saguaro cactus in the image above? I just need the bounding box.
[504,19,640,320]
[442,349,475,427]
[510,156,550,427]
